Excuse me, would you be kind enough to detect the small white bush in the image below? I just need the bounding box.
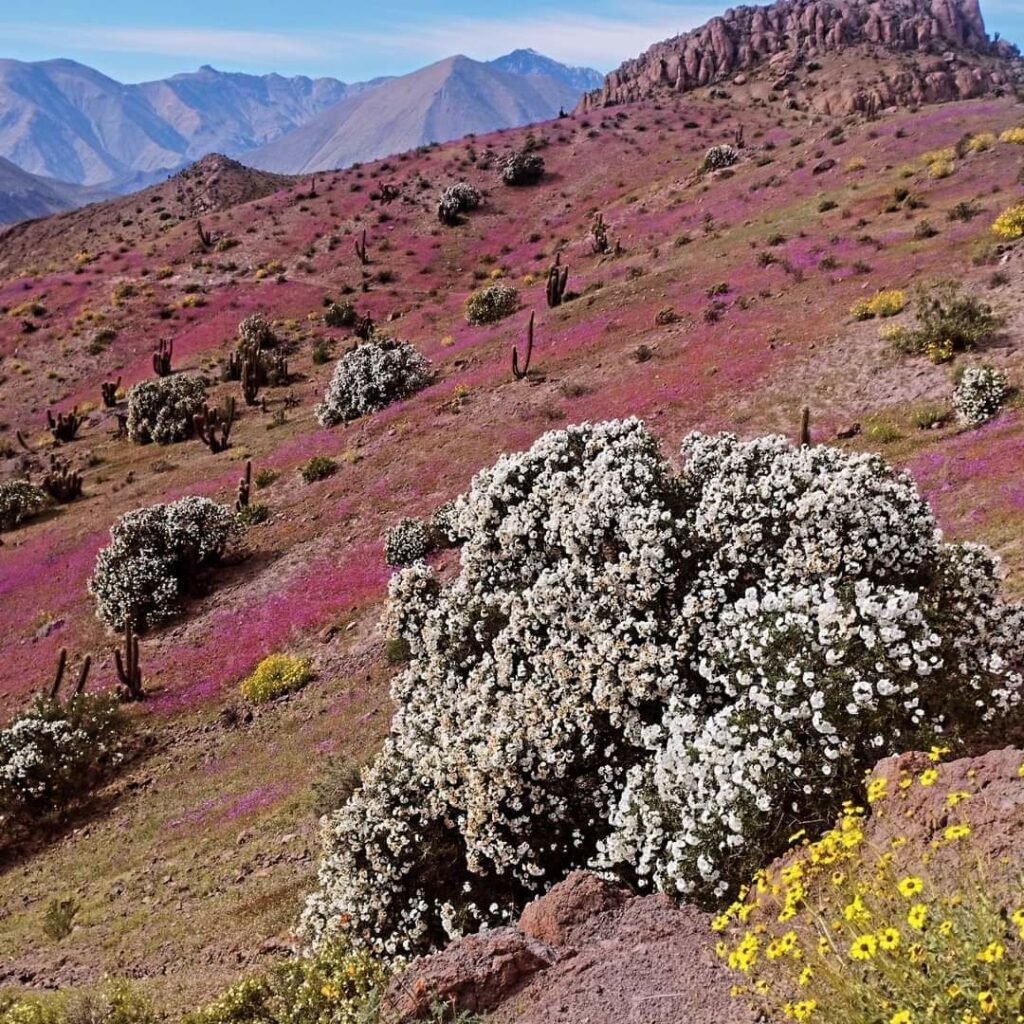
[239,312,276,348]
[465,284,519,325]
[701,144,739,172]
[437,183,482,225]
[384,518,430,566]
[315,335,431,426]
[126,374,207,445]
[0,480,46,531]
[953,364,1009,425]
[88,496,239,630]
[303,420,1024,958]
[499,151,544,186]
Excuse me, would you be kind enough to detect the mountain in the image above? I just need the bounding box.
[0,59,356,189]
[0,155,109,224]
[489,48,605,92]
[581,0,1023,114]
[246,54,584,174]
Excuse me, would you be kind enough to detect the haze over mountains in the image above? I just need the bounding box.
[0,48,601,216]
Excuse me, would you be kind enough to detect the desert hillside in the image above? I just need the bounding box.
[1,1,1024,1020]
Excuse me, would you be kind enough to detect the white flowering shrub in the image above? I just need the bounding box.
[499,151,545,186]
[126,374,207,445]
[315,335,431,426]
[0,693,125,822]
[239,311,276,349]
[0,480,46,532]
[303,420,1024,957]
[465,284,519,325]
[701,144,739,172]
[384,518,431,566]
[437,183,482,225]
[88,496,240,631]
[952,364,1010,425]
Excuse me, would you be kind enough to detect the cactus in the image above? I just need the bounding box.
[354,229,369,265]
[193,397,235,453]
[241,349,262,406]
[799,406,812,447]
[196,220,212,249]
[42,454,83,502]
[590,212,611,255]
[236,459,252,511]
[546,255,569,307]
[47,407,83,443]
[114,621,144,701]
[512,312,535,380]
[153,338,174,377]
[733,123,745,148]
[46,648,91,700]
[100,376,122,408]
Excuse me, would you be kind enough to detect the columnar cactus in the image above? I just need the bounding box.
[546,257,569,307]
[512,312,535,380]
[47,408,83,443]
[100,377,122,408]
[193,398,235,453]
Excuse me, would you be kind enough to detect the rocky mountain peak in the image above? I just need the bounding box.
[580,0,1023,113]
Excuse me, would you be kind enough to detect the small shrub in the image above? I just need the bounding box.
[126,374,207,445]
[655,306,680,325]
[999,126,1024,144]
[316,335,431,425]
[236,503,269,527]
[0,480,46,532]
[300,456,338,483]
[947,200,980,222]
[927,158,954,179]
[464,283,519,325]
[311,759,364,818]
[992,201,1024,240]
[311,338,332,364]
[910,401,951,429]
[43,898,79,941]
[184,936,389,1024]
[968,130,996,151]
[0,692,126,822]
[953,364,1010,426]
[88,496,239,630]
[913,219,939,240]
[700,145,738,172]
[850,289,906,320]
[437,182,482,224]
[384,518,431,566]
[254,469,278,489]
[238,312,275,348]
[239,653,312,703]
[499,151,545,187]
[865,418,901,444]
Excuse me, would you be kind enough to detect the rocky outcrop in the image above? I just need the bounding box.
[580,0,1023,113]
[385,871,754,1024]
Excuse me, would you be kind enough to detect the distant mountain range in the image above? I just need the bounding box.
[247,53,592,174]
[0,156,112,224]
[0,48,602,208]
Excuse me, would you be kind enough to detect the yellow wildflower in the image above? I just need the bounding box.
[976,941,1004,963]
[897,876,924,898]
[878,927,901,951]
[919,768,939,787]
[890,1012,912,1024]
[907,904,928,930]
[928,745,950,762]
[792,1000,817,1022]
[978,991,996,1014]
[944,824,971,841]
[849,934,877,961]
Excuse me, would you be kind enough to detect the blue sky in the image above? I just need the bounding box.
[3,0,1023,83]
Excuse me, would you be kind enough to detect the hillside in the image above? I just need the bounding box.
[246,55,586,173]
[1,2,1024,1017]
[0,157,109,224]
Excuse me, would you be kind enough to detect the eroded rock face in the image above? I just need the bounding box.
[579,0,1022,114]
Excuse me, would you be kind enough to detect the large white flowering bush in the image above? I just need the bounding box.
[126,374,207,445]
[0,692,125,822]
[303,420,1024,957]
[88,496,239,631]
[437,183,482,225]
[315,335,431,426]
[952,364,1010,425]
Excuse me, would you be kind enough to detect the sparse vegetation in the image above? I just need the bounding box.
[239,653,312,703]
[465,283,519,325]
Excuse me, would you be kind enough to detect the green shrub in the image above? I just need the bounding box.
[300,456,338,483]
[42,898,79,941]
[0,981,156,1024]
[311,759,364,818]
[888,282,1002,359]
[239,654,312,703]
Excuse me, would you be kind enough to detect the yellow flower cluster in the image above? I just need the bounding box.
[999,127,1024,145]
[967,132,996,153]
[716,759,1024,1024]
[992,203,1024,242]
[850,290,907,321]
[239,653,313,704]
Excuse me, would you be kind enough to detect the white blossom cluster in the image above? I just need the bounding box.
[0,479,46,532]
[88,496,239,630]
[464,284,519,326]
[239,312,276,349]
[498,151,545,187]
[0,693,124,821]
[384,518,431,567]
[701,144,739,172]
[126,373,207,445]
[315,335,431,426]
[302,420,1024,958]
[952,364,1010,425]
[437,183,482,225]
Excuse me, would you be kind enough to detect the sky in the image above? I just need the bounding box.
[2,0,1023,83]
